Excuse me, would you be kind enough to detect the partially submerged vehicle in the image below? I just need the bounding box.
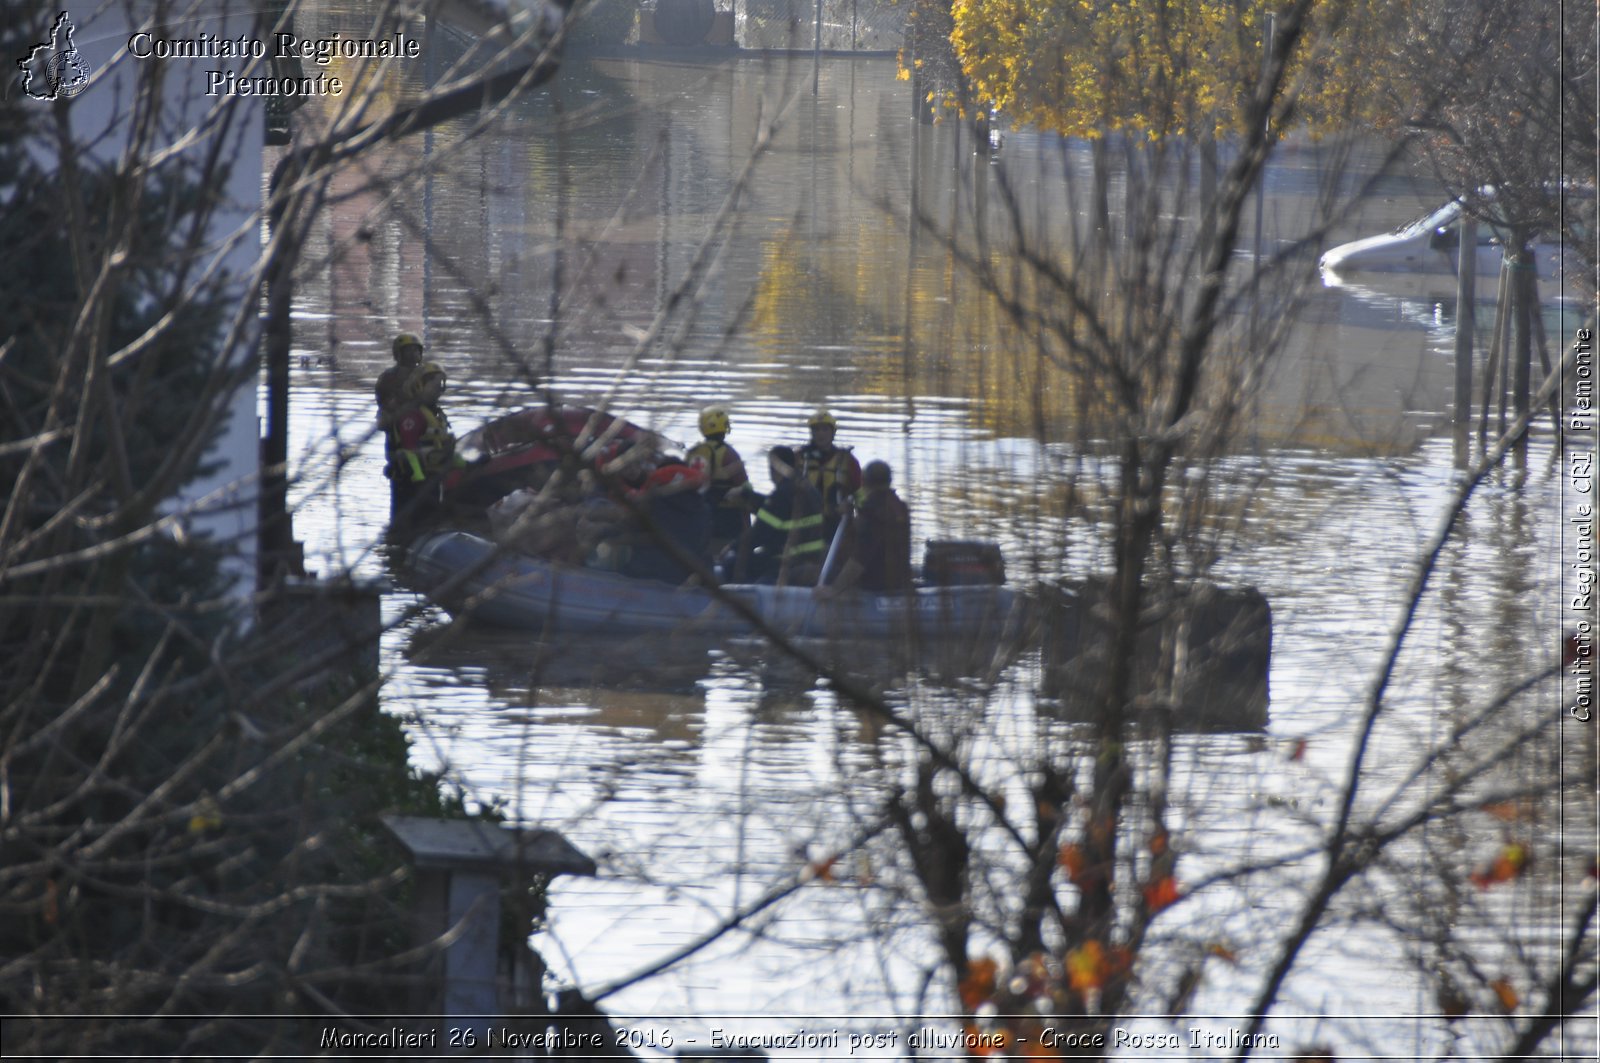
[1318,188,1578,282]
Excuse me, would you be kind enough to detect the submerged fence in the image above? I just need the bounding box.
[617,0,906,52]
[740,0,904,51]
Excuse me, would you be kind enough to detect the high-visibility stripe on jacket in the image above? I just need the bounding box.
[751,479,827,566]
[754,505,825,552]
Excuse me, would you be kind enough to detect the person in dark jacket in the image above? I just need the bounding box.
[748,446,826,585]
[831,459,911,593]
[620,459,712,585]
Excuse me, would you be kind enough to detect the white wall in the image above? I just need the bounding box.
[23,1,266,597]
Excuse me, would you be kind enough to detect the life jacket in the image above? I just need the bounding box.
[798,443,861,518]
[387,403,458,483]
[375,364,420,425]
[687,437,747,507]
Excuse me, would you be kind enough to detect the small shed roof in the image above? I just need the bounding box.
[382,815,597,877]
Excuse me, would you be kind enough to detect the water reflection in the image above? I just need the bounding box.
[280,9,1581,1051]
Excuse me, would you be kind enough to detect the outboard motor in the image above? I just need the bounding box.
[921,540,1006,586]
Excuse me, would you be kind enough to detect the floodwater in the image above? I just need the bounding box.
[279,11,1592,1058]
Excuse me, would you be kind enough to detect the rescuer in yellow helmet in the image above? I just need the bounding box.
[797,407,861,542]
[687,404,753,553]
[376,332,425,425]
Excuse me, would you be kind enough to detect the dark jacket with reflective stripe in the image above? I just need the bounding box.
[749,477,825,581]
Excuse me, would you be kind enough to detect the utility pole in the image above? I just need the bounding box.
[1452,215,1477,467]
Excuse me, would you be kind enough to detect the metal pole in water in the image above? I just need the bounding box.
[1511,233,1533,462]
[1252,14,1273,279]
[813,0,823,95]
[1478,257,1511,451]
[1453,215,1477,466]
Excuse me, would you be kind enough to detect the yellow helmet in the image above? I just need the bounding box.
[392,332,424,358]
[699,406,731,437]
[807,408,838,429]
[406,361,446,399]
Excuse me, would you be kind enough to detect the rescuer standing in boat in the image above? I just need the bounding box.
[387,362,461,518]
[688,405,753,553]
[831,460,911,593]
[376,332,425,424]
[377,332,425,511]
[798,408,862,543]
[749,446,826,585]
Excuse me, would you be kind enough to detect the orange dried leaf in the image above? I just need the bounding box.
[1289,738,1308,762]
[808,855,838,883]
[1058,843,1086,880]
[1481,800,1526,823]
[1149,829,1169,856]
[1144,874,1181,914]
[1206,941,1239,965]
[1018,952,1051,997]
[1471,843,1530,889]
[959,957,999,1011]
[1491,977,1519,1013]
[1066,940,1107,992]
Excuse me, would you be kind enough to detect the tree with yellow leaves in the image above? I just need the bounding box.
[949,0,1409,141]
